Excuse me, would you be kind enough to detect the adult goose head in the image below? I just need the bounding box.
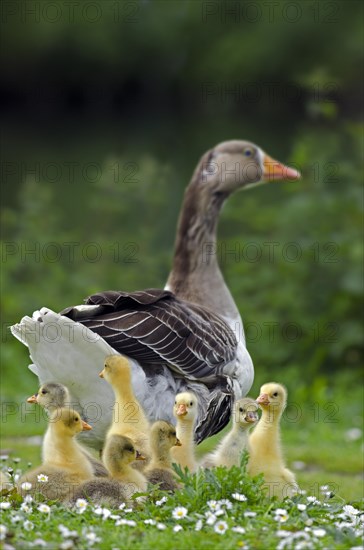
[11,140,299,448]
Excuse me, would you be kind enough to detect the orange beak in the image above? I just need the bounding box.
[263,154,301,181]
[81,420,92,431]
[135,450,146,461]
[99,370,104,378]
[27,394,38,404]
[176,404,187,416]
[174,438,182,447]
[256,393,270,406]
[246,411,259,423]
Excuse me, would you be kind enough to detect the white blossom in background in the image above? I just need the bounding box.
[214,520,228,534]
[37,474,48,483]
[172,506,188,520]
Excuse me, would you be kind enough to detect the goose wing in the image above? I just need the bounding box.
[61,288,237,383]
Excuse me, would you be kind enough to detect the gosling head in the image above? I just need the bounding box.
[173,392,198,423]
[256,382,287,415]
[50,408,92,437]
[27,382,70,412]
[103,434,145,472]
[233,397,259,427]
[99,355,131,384]
[151,420,181,452]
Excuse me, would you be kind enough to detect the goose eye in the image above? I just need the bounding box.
[172,431,176,437]
[190,402,193,406]
[272,392,278,397]
[239,407,243,412]
[41,390,47,394]
[243,147,254,157]
[74,417,79,421]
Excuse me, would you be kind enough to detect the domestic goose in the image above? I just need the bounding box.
[11,141,300,448]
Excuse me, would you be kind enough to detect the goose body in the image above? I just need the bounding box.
[11,141,300,448]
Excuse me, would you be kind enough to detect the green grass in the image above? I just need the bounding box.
[1,372,363,547]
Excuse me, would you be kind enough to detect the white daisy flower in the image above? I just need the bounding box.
[144,519,156,525]
[207,500,220,511]
[59,542,74,550]
[214,520,228,534]
[38,504,50,514]
[232,526,246,534]
[172,506,188,519]
[219,499,233,510]
[85,531,101,544]
[75,498,88,513]
[173,525,183,532]
[32,539,47,547]
[37,474,48,483]
[20,482,32,491]
[195,519,203,531]
[20,503,32,514]
[312,528,326,537]
[342,505,360,516]
[0,455,9,461]
[345,428,362,441]
[11,514,22,524]
[24,520,34,531]
[0,502,11,510]
[157,523,166,530]
[115,519,136,527]
[156,496,168,506]
[306,496,319,504]
[119,503,126,510]
[274,509,289,522]
[0,525,7,541]
[232,492,247,502]
[205,511,217,525]
[297,504,307,511]
[276,530,291,538]
[244,511,256,518]
[24,495,33,503]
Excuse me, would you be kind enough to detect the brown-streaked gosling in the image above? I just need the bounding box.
[201,397,259,468]
[145,420,181,491]
[26,382,108,477]
[102,434,147,495]
[170,392,198,472]
[99,355,150,468]
[247,382,298,499]
[18,408,94,501]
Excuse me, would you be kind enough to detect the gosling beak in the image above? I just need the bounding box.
[27,394,38,404]
[245,411,259,423]
[99,370,104,378]
[174,438,182,447]
[256,393,270,406]
[176,404,187,416]
[81,420,92,431]
[135,450,146,461]
[263,154,301,181]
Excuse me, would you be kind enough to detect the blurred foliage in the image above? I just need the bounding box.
[1,0,363,401]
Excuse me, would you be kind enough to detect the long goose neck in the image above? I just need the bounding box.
[167,156,240,322]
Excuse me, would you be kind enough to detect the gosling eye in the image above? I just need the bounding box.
[74,417,79,422]
[272,392,278,397]
[190,402,193,406]
[172,431,176,437]
[41,390,47,395]
[239,407,243,412]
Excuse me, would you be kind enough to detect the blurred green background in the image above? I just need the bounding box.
[1,1,363,500]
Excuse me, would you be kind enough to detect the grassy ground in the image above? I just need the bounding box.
[1,370,363,548]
